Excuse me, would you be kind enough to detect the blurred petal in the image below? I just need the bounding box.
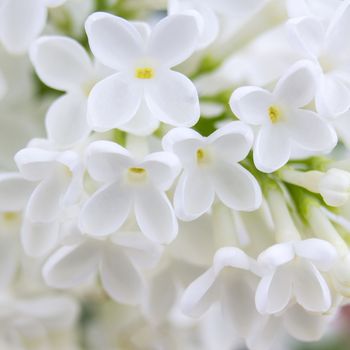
[0,0,47,53]
[0,173,35,211]
[43,241,100,287]
[100,243,144,304]
[21,218,59,257]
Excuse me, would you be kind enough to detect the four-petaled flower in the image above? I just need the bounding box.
[79,141,181,244]
[163,121,262,220]
[85,12,200,134]
[230,61,337,173]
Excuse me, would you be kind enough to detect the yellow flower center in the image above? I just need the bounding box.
[127,167,147,183]
[135,67,154,79]
[268,105,281,124]
[196,148,211,165]
[3,212,17,222]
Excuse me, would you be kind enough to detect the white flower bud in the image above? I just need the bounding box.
[319,168,350,207]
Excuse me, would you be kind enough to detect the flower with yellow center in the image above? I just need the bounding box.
[85,12,200,133]
[230,61,337,173]
[163,122,262,221]
[80,140,181,244]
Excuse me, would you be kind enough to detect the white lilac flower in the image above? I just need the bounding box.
[79,140,180,244]
[0,0,66,54]
[255,239,337,315]
[162,121,262,221]
[181,247,263,338]
[43,224,162,305]
[168,0,266,49]
[287,1,350,116]
[0,173,35,289]
[230,60,337,173]
[85,12,200,134]
[30,36,109,148]
[0,294,78,348]
[14,145,83,256]
[286,0,342,21]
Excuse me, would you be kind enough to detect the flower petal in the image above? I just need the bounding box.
[144,267,176,324]
[46,93,90,147]
[86,140,133,183]
[181,267,218,318]
[257,242,295,269]
[26,170,69,223]
[294,238,337,271]
[148,14,199,67]
[294,260,332,312]
[0,0,47,54]
[274,60,317,108]
[88,73,142,131]
[118,100,160,136]
[316,74,350,116]
[15,148,57,181]
[145,70,200,127]
[79,182,132,236]
[162,127,203,168]
[220,271,259,337]
[85,12,144,70]
[283,304,329,342]
[43,241,100,288]
[15,295,79,330]
[287,16,325,58]
[0,173,35,212]
[208,121,254,163]
[255,265,293,314]
[100,243,144,304]
[142,152,181,191]
[21,218,59,257]
[288,109,337,151]
[212,162,262,211]
[0,236,17,289]
[135,185,178,243]
[253,125,291,173]
[30,36,93,91]
[229,86,274,125]
[175,169,215,219]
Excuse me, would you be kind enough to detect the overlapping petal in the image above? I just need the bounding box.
[30,36,93,91]
[145,70,200,127]
[88,73,142,131]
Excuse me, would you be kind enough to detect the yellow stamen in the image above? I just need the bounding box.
[135,67,154,79]
[196,148,211,165]
[3,212,17,222]
[127,167,147,183]
[268,105,281,124]
[129,167,146,174]
[197,149,204,161]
